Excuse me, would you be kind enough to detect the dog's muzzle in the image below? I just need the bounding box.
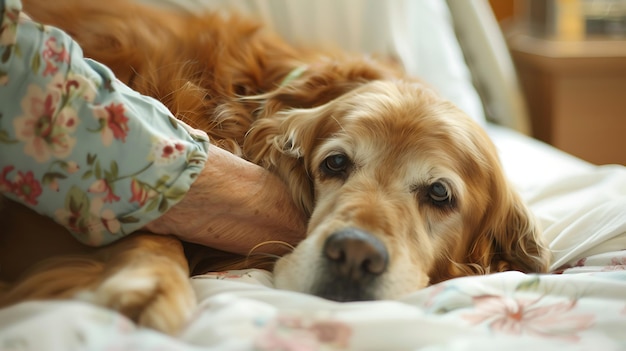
[313,227,389,301]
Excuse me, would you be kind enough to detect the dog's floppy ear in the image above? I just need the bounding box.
[430,130,550,284]
[244,104,336,217]
[468,175,550,275]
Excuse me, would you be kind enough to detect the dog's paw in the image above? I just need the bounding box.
[85,263,196,335]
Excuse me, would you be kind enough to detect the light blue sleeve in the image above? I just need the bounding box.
[0,0,211,246]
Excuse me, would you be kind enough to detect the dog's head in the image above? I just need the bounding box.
[245,80,549,301]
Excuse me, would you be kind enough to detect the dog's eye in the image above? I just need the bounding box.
[321,154,351,176]
[429,181,451,205]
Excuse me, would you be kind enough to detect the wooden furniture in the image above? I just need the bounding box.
[508,35,626,165]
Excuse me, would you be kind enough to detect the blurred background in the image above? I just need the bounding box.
[489,0,626,165]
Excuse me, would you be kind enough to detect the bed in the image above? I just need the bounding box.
[1,0,625,350]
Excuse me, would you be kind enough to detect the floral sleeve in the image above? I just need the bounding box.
[0,0,211,246]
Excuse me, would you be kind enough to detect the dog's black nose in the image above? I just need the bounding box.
[323,228,388,281]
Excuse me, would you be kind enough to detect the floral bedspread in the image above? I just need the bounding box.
[1,263,625,351]
[1,128,626,350]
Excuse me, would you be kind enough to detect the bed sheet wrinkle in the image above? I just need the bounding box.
[532,173,626,270]
[547,200,626,268]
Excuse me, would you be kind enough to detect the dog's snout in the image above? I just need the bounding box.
[323,228,389,281]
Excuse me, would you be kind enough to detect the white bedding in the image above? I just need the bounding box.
[1,125,625,351]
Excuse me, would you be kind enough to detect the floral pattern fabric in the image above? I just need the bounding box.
[0,0,210,245]
[0,264,625,351]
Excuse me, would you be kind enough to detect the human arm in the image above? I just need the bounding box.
[0,0,305,251]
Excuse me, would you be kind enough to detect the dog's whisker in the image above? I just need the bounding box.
[246,252,282,261]
[247,240,295,257]
[242,242,295,270]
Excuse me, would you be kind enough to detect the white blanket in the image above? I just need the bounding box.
[1,125,625,350]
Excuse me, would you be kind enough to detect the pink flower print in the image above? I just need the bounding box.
[162,143,185,158]
[12,170,42,205]
[150,138,186,165]
[129,179,156,207]
[308,320,351,348]
[103,103,129,141]
[255,319,318,351]
[255,315,352,351]
[462,295,594,342]
[602,257,626,271]
[0,167,42,204]
[94,103,130,146]
[42,36,70,77]
[553,257,587,274]
[88,179,121,203]
[14,84,79,163]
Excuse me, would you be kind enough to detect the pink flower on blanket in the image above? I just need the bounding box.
[462,295,594,341]
[553,257,587,274]
[308,320,352,346]
[600,255,626,271]
[255,315,352,351]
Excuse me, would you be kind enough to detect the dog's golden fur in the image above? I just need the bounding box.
[1,0,550,334]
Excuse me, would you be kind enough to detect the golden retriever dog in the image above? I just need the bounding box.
[0,0,550,334]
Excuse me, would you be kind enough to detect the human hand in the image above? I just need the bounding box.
[143,144,307,256]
